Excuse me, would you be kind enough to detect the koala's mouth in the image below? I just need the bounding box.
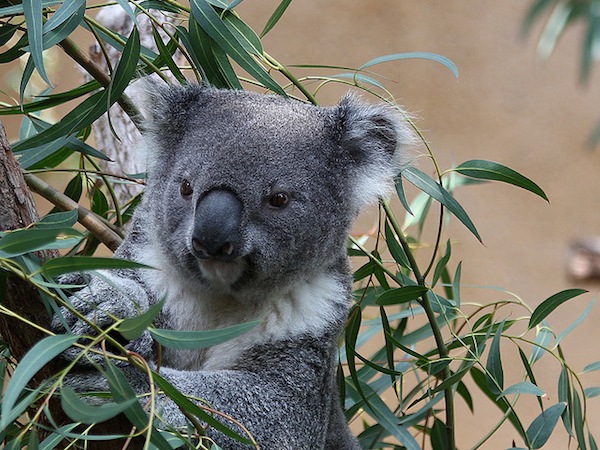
[197,257,247,287]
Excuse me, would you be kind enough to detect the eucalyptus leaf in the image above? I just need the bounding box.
[529,289,588,329]
[60,385,137,424]
[401,166,482,242]
[0,227,81,258]
[0,335,77,429]
[376,286,428,306]
[22,0,52,86]
[190,0,286,96]
[526,402,566,448]
[261,0,293,37]
[359,52,459,79]
[150,320,260,349]
[116,300,164,341]
[41,256,154,277]
[454,159,549,202]
[497,381,545,400]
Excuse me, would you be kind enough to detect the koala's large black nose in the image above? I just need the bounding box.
[192,190,243,261]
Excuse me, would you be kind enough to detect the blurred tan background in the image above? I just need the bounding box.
[2,1,600,448]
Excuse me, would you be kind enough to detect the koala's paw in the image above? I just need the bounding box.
[62,365,151,400]
[51,280,152,365]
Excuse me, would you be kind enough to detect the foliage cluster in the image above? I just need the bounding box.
[0,1,598,449]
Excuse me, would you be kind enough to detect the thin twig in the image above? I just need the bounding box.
[24,173,123,251]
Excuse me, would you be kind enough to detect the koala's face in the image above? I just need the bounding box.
[143,86,411,296]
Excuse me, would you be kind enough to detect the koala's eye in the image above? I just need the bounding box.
[268,192,289,208]
[180,179,193,197]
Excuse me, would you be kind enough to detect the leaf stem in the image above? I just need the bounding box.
[381,198,456,450]
[263,52,319,105]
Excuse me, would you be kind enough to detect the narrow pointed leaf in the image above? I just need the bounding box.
[583,360,600,373]
[36,210,78,229]
[23,0,52,85]
[529,289,588,329]
[190,0,285,96]
[530,324,553,364]
[384,221,410,269]
[454,160,549,202]
[497,381,545,400]
[402,166,482,242]
[116,300,164,341]
[261,0,293,37]
[104,362,172,450]
[41,256,154,278]
[359,52,459,79]
[376,286,428,306]
[150,320,260,349]
[0,335,77,429]
[60,385,137,424]
[486,319,505,395]
[0,228,81,257]
[526,402,567,448]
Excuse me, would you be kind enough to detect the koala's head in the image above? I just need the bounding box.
[142,84,414,298]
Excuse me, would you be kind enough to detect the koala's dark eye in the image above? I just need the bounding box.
[268,192,289,208]
[180,179,193,197]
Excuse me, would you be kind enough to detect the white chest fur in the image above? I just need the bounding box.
[144,261,347,371]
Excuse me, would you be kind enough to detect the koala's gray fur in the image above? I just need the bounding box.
[54,84,414,449]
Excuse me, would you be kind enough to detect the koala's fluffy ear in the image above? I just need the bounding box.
[334,93,416,208]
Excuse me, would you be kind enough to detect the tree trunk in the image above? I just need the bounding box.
[0,121,57,376]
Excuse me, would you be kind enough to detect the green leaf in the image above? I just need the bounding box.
[0,228,81,257]
[583,360,600,373]
[555,298,595,346]
[60,385,137,424]
[39,424,79,450]
[430,417,448,450]
[529,289,588,329]
[190,0,286,96]
[431,240,451,288]
[108,26,140,104]
[223,12,262,56]
[376,286,428,306]
[573,389,587,450]
[0,335,78,429]
[454,159,549,202]
[526,402,567,449]
[585,387,600,398]
[530,324,553,364]
[401,166,482,242]
[261,0,293,37]
[104,362,172,450]
[186,19,241,89]
[150,320,260,349]
[35,210,78,229]
[384,221,410,269]
[151,372,254,445]
[485,319,505,395]
[497,381,545,400]
[359,52,459,79]
[13,28,139,154]
[41,256,154,278]
[23,0,52,86]
[116,300,164,341]
[151,24,186,84]
[558,365,573,435]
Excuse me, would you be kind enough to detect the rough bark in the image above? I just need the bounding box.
[0,122,56,374]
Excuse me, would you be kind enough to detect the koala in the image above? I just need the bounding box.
[54,84,414,449]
